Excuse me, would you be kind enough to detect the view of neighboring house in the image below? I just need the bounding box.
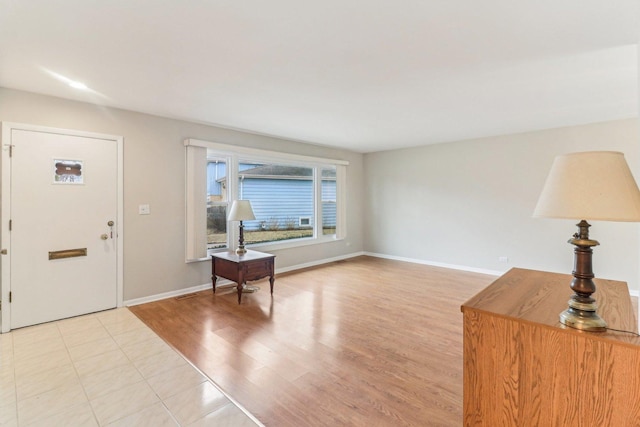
[207,161,336,235]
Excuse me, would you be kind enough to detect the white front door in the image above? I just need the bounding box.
[1,123,123,331]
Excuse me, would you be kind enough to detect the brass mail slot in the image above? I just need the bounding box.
[49,248,87,260]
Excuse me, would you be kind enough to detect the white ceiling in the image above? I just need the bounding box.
[1,1,639,153]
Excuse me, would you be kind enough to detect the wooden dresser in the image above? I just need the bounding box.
[461,268,640,426]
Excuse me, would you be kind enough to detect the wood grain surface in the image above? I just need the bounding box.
[461,268,640,426]
[130,256,495,426]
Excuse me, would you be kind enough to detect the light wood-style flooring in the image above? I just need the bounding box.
[129,256,497,426]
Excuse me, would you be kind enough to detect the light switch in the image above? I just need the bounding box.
[139,204,150,215]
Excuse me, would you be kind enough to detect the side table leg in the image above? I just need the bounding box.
[269,275,274,295]
[237,271,244,304]
[211,256,216,294]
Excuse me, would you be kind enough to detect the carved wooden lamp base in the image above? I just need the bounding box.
[560,220,607,332]
[236,220,247,255]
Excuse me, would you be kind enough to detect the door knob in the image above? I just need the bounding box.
[100,234,108,240]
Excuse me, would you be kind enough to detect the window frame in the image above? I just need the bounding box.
[184,138,348,262]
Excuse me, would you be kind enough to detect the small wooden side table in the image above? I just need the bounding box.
[211,250,275,304]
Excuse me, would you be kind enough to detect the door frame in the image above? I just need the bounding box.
[1,122,124,333]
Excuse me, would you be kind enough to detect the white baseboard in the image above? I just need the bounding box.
[125,251,366,306]
[276,251,366,274]
[124,283,214,306]
[126,251,639,306]
[363,252,503,276]
[364,252,640,300]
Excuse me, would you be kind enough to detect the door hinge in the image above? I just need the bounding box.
[8,219,12,231]
[9,291,12,303]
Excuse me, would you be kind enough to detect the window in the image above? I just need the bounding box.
[185,139,348,261]
[236,161,315,245]
[207,158,228,250]
[321,167,337,236]
[299,217,311,227]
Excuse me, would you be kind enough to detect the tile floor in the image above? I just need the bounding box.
[0,308,262,426]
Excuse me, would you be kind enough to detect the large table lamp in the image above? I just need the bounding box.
[228,200,255,255]
[533,151,640,331]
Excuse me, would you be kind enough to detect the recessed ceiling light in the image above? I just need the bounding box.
[41,68,90,90]
[68,81,88,90]
[41,68,107,99]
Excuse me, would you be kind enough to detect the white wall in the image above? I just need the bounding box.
[3,87,637,301]
[364,119,640,291]
[0,88,365,301]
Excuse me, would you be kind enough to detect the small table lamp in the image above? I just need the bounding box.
[533,151,640,331]
[228,200,256,255]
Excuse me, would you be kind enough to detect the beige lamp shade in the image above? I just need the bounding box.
[228,200,256,221]
[533,151,640,222]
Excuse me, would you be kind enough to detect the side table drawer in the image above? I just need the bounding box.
[214,259,238,279]
[244,260,272,281]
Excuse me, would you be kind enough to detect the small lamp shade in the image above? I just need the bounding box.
[228,200,256,222]
[533,151,640,222]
